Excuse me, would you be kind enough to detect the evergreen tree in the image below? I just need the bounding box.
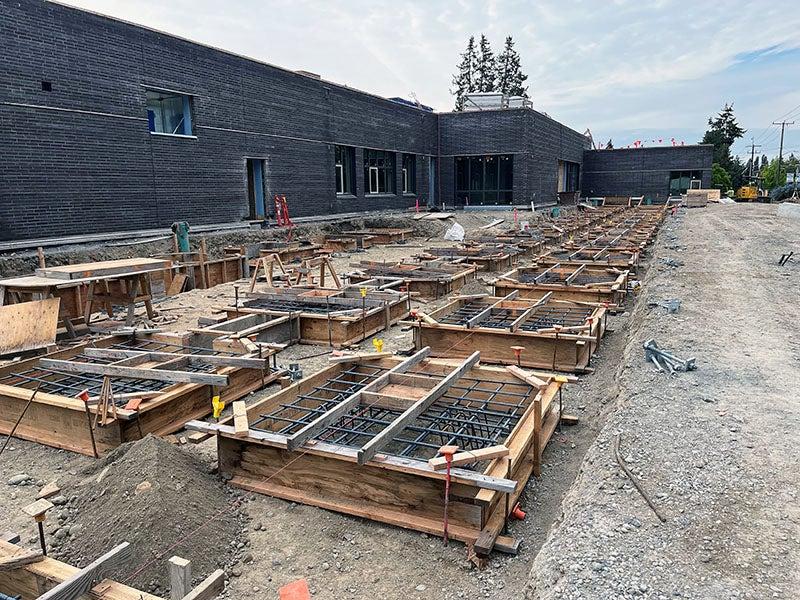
[451,36,477,111]
[475,34,497,93]
[700,103,746,180]
[760,154,769,171]
[495,36,529,97]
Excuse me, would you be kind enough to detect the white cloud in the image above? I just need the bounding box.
[59,0,800,150]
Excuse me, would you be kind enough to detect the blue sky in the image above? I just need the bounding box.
[63,0,800,159]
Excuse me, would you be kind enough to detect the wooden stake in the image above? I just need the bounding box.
[169,555,192,600]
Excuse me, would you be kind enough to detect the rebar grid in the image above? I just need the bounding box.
[519,305,593,330]
[437,301,490,325]
[250,362,535,467]
[242,297,335,314]
[250,365,390,434]
[517,271,608,285]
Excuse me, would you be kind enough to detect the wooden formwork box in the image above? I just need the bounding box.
[493,265,628,305]
[0,539,164,600]
[225,287,411,348]
[192,355,568,555]
[236,241,323,265]
[537,247,640,271]
[341,228,414,244]
[411,296,607,373]
[0,331,285,456]
[156,252,245,291]
[417,245,521,272]
[348,261,478,299]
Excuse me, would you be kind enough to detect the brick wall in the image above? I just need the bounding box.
[582,146,714,201]
[0,0,436,240]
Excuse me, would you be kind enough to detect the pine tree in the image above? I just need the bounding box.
[495,36,529,97]
[475,34,496,93]
[451,36,477,111]
[700,103,746,184]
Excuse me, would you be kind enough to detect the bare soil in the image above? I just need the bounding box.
[7,206,791,600]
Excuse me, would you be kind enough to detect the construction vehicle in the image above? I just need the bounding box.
[735,185,759,202]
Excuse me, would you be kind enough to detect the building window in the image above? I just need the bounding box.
[558,161,581,192]
[669,170,703,195]
[454,154,513,205]
[402,153,417,194]
[335,145,355,195]
[146,90,193,136]
[364,149,395,194]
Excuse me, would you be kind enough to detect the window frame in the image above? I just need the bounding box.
[363,150,396,195]
[334,145,356,196]
[401,153,417,195]
[454,154,514,205]
[145,88,195,138]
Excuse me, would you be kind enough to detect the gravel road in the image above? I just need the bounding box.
[527,203,800,599]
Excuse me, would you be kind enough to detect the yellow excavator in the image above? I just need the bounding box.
[735,185,759,202]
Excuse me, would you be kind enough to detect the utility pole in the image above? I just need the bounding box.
[773,120,794,183]
[747,138,761,180]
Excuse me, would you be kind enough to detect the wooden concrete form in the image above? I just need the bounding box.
[348,261,478,299]
[410,296,607,372]
[225,287,410,348]
[537,246,640,271]
[188,352,568,555]
[341,228,414,244]
[417,244,522,272]
[0,331,285,456]
[493,264,628,305]
[245,241,323,264]
[320,235,375,252]
[158,252,244,292]
[472,235,545,258]
[0,539,164,600]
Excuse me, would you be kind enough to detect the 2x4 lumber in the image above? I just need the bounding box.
[428,445,509,471]
[357,351,481,465]
[39,358,230,386]
[37,542,132,600]
[182,568,225,600]
[285,347,432,450]
[328,351,394,364]
[232,401,249,438]
[169,556,192,600]
[564,264,586,284]
[82,347,270,370]
[505,366,549,389]
[466,291,518,328]
[185,420,289,448]
[534,263,559,283]
[508,292,552,332]
[0,549,44,571]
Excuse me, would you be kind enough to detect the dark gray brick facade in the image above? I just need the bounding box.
[582,146,714,201]
[0,1,712,241]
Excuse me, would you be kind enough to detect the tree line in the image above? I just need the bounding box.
[451,35,529,111]
[702,103,797,192]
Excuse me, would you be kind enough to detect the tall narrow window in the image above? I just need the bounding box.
[335,145,355,195]
[364,150,396,194]
[402,153,417,194]
[454,154,514,205]
[146,90,193,136]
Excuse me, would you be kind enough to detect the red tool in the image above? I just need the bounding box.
[438,444,458,545]
[273,195,295,240]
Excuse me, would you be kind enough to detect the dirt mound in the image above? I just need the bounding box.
[54,435,246,595]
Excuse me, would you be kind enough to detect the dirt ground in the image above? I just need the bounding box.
[527,203,800,599]
[6,204,795,600]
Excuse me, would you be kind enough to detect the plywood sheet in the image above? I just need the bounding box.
[0,298,60,355]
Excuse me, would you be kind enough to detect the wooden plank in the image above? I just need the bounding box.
[506,366,549,389]
[0,549,44,571]
[285,347,432,450]
[37,542,132,600]
[168,556,191,600]
[328,351,394,363]
[357,351,481,464]
[36,258,171,281]
[39,358,229,386]
[82,348,269,370]
[182,568,225,600]
[166,273,188,296]
[428,445,509,471]
[232,401,249,438]
[0,297,60,355]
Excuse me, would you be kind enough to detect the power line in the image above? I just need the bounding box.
[773,120,795,181]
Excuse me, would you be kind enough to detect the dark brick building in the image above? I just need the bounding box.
[582,146,714,202]
[0,1,711,242]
